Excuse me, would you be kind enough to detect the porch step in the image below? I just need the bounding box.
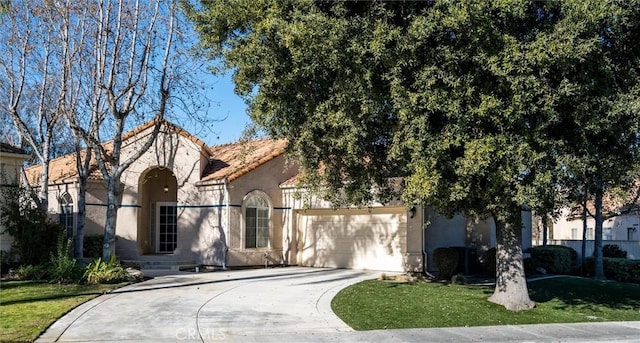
[122,259,197,271]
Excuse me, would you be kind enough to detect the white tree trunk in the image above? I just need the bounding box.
[488,215,535,311]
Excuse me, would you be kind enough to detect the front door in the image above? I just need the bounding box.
[156,202,177,253]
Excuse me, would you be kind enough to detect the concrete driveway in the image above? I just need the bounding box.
[37,267,376,342]
[37,267,640,343]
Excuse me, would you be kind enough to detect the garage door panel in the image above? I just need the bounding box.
[298,211,406,272]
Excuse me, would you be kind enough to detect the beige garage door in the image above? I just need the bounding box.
[297,208,407,272]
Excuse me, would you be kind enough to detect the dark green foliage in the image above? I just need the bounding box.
[602,244,628,259]
[83,235,105,258]
[530,246,574,275]
[49,233,83,284]
[0,185,65,265]
[0,250,18,275]
[84,257,128,284]
[189,0,640,309]
[585,257,640,284]
[480,248,497,277]
[523,257,536,276]
[432,247,459,280]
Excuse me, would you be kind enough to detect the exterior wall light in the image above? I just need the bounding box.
[409,206,416,219]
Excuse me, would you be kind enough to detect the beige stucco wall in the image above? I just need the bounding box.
[0,152,29,252]
[115,126,211,261]
[224,154,299,266]
[550,208,640,242]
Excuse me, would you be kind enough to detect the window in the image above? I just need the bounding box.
[586,227,594,240]
[244,194,269,248]
[628,227,637,241]
[571,228,577,239]
[604,227,613,240]
[58,193,74,237]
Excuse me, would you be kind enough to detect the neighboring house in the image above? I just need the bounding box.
[552,203,640,242]
[25,120,532,272]
[0,143,30,252]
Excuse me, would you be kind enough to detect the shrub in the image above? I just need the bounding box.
[530,245,574,275]
[84,256,128,284]
[602,244,627,259]
[9,264,48,281]
[0,250,18,275]
[523,257,536,276]
[433,247,459,280]
[480,248,497,277]
[0,186,65,265]
[49,233,83,284]
[83,235,105,258]
[585,257,640,284]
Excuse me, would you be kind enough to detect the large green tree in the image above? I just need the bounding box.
[188,0,640,310]
[549,1,640,279]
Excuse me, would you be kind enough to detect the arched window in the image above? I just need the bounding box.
[244,193,270,249]
[58,192,74,236]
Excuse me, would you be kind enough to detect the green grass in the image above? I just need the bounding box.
[332,276,640,330]
[0,281,126,343]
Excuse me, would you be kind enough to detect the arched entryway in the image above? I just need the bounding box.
[138,167,178,254]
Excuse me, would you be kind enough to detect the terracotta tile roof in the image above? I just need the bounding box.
[24,144,110,185]
[23,119,209,185]
[123,119,214,157]
[0,142,28,155]
[201,138,287,183]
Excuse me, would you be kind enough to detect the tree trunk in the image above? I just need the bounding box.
[101,177,121,261]
[581,191,587,274]
[74,170,87,259]
[488,214,535,311]
[593,184,605,280]
[542,214,548,246]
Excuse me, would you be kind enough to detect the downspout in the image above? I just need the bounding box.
[422,205,427,274]
[223,178,230,270]
[421,206,435,278]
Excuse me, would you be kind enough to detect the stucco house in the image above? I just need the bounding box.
[24,120,532,272]
[551,207,639,242]
[0,143,30,252]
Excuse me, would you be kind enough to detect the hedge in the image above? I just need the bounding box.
[529,245,576,275]
[433,247,459,280]
[585,257,640,284]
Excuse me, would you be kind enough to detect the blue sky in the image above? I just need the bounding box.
[190,72,252,146]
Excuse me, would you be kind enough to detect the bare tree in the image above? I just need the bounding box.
[62,0,210,260]
[0,1,78,210]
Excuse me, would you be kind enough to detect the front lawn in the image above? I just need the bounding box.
[0,281,126,342]
[332,276,640,330]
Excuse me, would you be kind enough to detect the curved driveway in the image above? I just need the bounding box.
[37,267,375,342]
[37,267,640,343]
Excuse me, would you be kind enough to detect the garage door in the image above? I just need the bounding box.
[296,208,407,272]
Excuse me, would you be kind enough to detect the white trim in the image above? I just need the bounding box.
[155,201,178,253]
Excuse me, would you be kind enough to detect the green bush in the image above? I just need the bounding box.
[530,245,574,275]
[84,256,128,284]
[49,233,83,284]
[480,247,497,277]
[9,264,48,281]
[0,250,18,275]
[83,235,105,258]
[585,257,640,284]
[433,247,459,280]
[0,186,65,265]
[523,257,536,276]
[602,244,627,259]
